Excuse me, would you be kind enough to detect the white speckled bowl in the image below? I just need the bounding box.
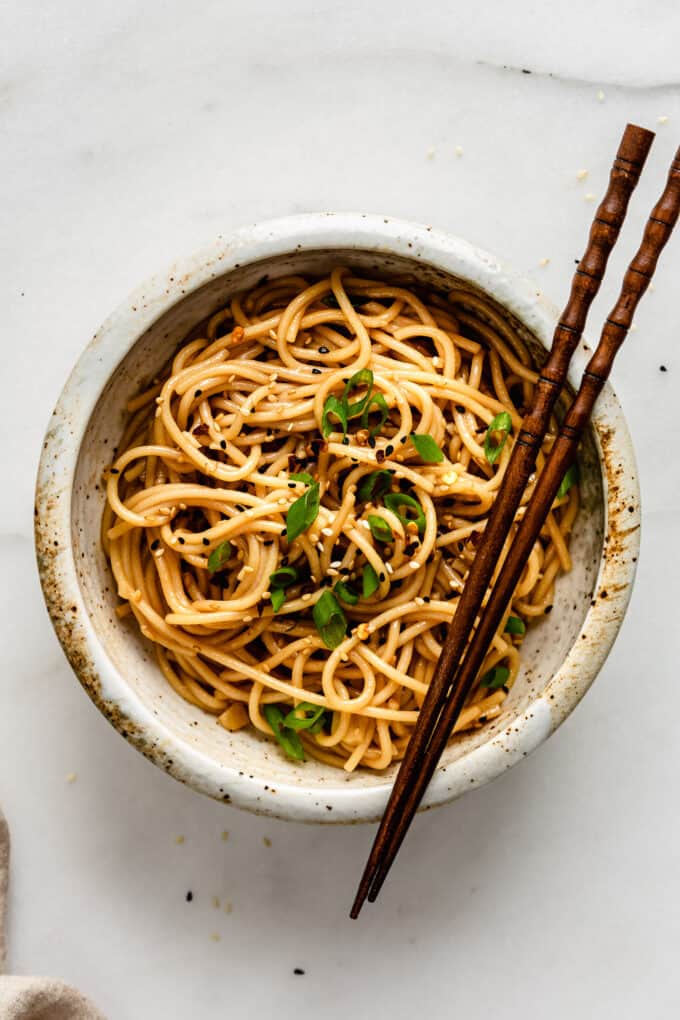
[35,214,640,823]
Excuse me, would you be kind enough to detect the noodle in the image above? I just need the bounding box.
[103,269,579,771]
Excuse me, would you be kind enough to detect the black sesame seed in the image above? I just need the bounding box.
[186,891,193,902]
[178,537,185,545]
[220,440,227,449]
[379,572,385,582]
[385,444,394,456]
[319,346,329,354]
[455,405,465,414]
[110,467,119,474]
[400,436,407,444]
[150,539,160,550]
[312,368,322,375]
[294,968,305,976]
[544,604,553,614]
[342,437,350,445]
[194,389,203,398]
[202,538,210,546]
[660,365,667,372]
[423,596,431,603]
[288,482,296,488]
[281,557,289,566]
[281,528,287,537]
[368,436,376,449]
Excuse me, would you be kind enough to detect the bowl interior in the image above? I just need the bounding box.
[70,247,605,796]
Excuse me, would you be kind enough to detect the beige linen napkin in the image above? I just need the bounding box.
[0,806,106,1019]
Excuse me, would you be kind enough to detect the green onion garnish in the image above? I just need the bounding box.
[343,369,374,418]
[321,395,348,438]
[362,562,380,598]
[357,469,392,503]
[484,411,513,465]
[481,665,510,690]
[361,392,389,437]
[410,433,444,463]
[383,492,426,536]
[504,616,526,636]
[270,588,287,613]
[263,704,305,761]
[269,566,298,588]
[312,590,347,649]
[207,540,233,574]
[367,514,394,543]
[283,702,327,733]
[285,481,320,543]
[557,462,579,500]
[334,580,359,605]
[290,471,315,485]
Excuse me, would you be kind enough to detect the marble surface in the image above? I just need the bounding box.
[2,2,680,1017]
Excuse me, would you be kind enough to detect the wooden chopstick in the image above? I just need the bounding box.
[349,123,654,920]
[363,141,680,907]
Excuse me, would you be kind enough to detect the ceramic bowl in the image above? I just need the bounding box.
[35,213,640,823]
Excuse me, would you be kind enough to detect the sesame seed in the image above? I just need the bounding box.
[575,169,589,180]
[175,835,185,845]
[65,772,77,783]
[658,115,669,124]
[539,258,550,267]
[584,193,595,202]
[409,560,420,570]
[202,537,210,546]
[318,346,329,354]
[321,526,333,537]
[414,597,425,606]
[263,837,272,847]
[210,933,221,942]
[426,146,435,159]
[385,562,394,574]
[455,145,464,157]
[597,89,605,101]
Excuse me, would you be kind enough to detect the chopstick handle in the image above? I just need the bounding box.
[350,123,654,920]
[365,143,680,905]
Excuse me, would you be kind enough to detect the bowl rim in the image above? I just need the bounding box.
[35,212,640,823]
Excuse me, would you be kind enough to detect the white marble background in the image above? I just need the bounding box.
[2,2,680,1017]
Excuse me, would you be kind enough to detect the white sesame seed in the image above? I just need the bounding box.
[361,519,371,530]
[426,147,436,159]
[330,560,342,568]
[455,145,464,157]
[539,258,550,267]
[597,89,605,102]
[658,115,669,125]
[584,193,595,202]
[321,526,334,537]
[301,593,312,602]
[409,560,420,570]
[385,562,394,575]
[576,169,589,181]
[66,772,77,783]
[414,597,425,606]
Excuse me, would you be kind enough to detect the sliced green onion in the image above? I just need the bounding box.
[321,395,348,438]
[285,482,320,543]
[383,492,426,536]
[367,514,394,543]
[357,469,392,503]
[557,462,579,500]
[343,369,374,418]
[410,432,444,463]
[270,588,287,613]
[290,471,315,485]
[484,411,513,465]
[481,665,510,690]
[334,580,359,605]
[263,704,305,761]
[283,702,327,732]
[269,566,298,588]
[360,392,389,437]
[312,590,347,649]
[207,540,233,574]
[504,616,526,636]
[362,562,380,598]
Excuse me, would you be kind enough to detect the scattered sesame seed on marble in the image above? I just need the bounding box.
[597,89,605,101]
[221,831,229,841]
[175,835,185,845]
[576,169,589,180]
[66,772,77,783]
[426,147,436,159]
[584,193,595,202]
[455,145,464,157]
[658,115,669,124]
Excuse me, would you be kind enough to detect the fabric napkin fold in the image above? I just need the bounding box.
[0,806,106,1019]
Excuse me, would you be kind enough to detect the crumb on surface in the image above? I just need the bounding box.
[539,257,550,267]
[210,933,221,942]
[294,968,305,975]
[576,169,588,180]
[175,835,185,845]
[584,193,595,202]
[223,901,233,914]
[65,772,77,784]
[658,115,669,124]
[186,891,193,902]
[597,89,605,101]
[262,836,272,847]
[212,895,221,909]
[425,147,435,159]
[455,145,464,157]
[221,830,230,841]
